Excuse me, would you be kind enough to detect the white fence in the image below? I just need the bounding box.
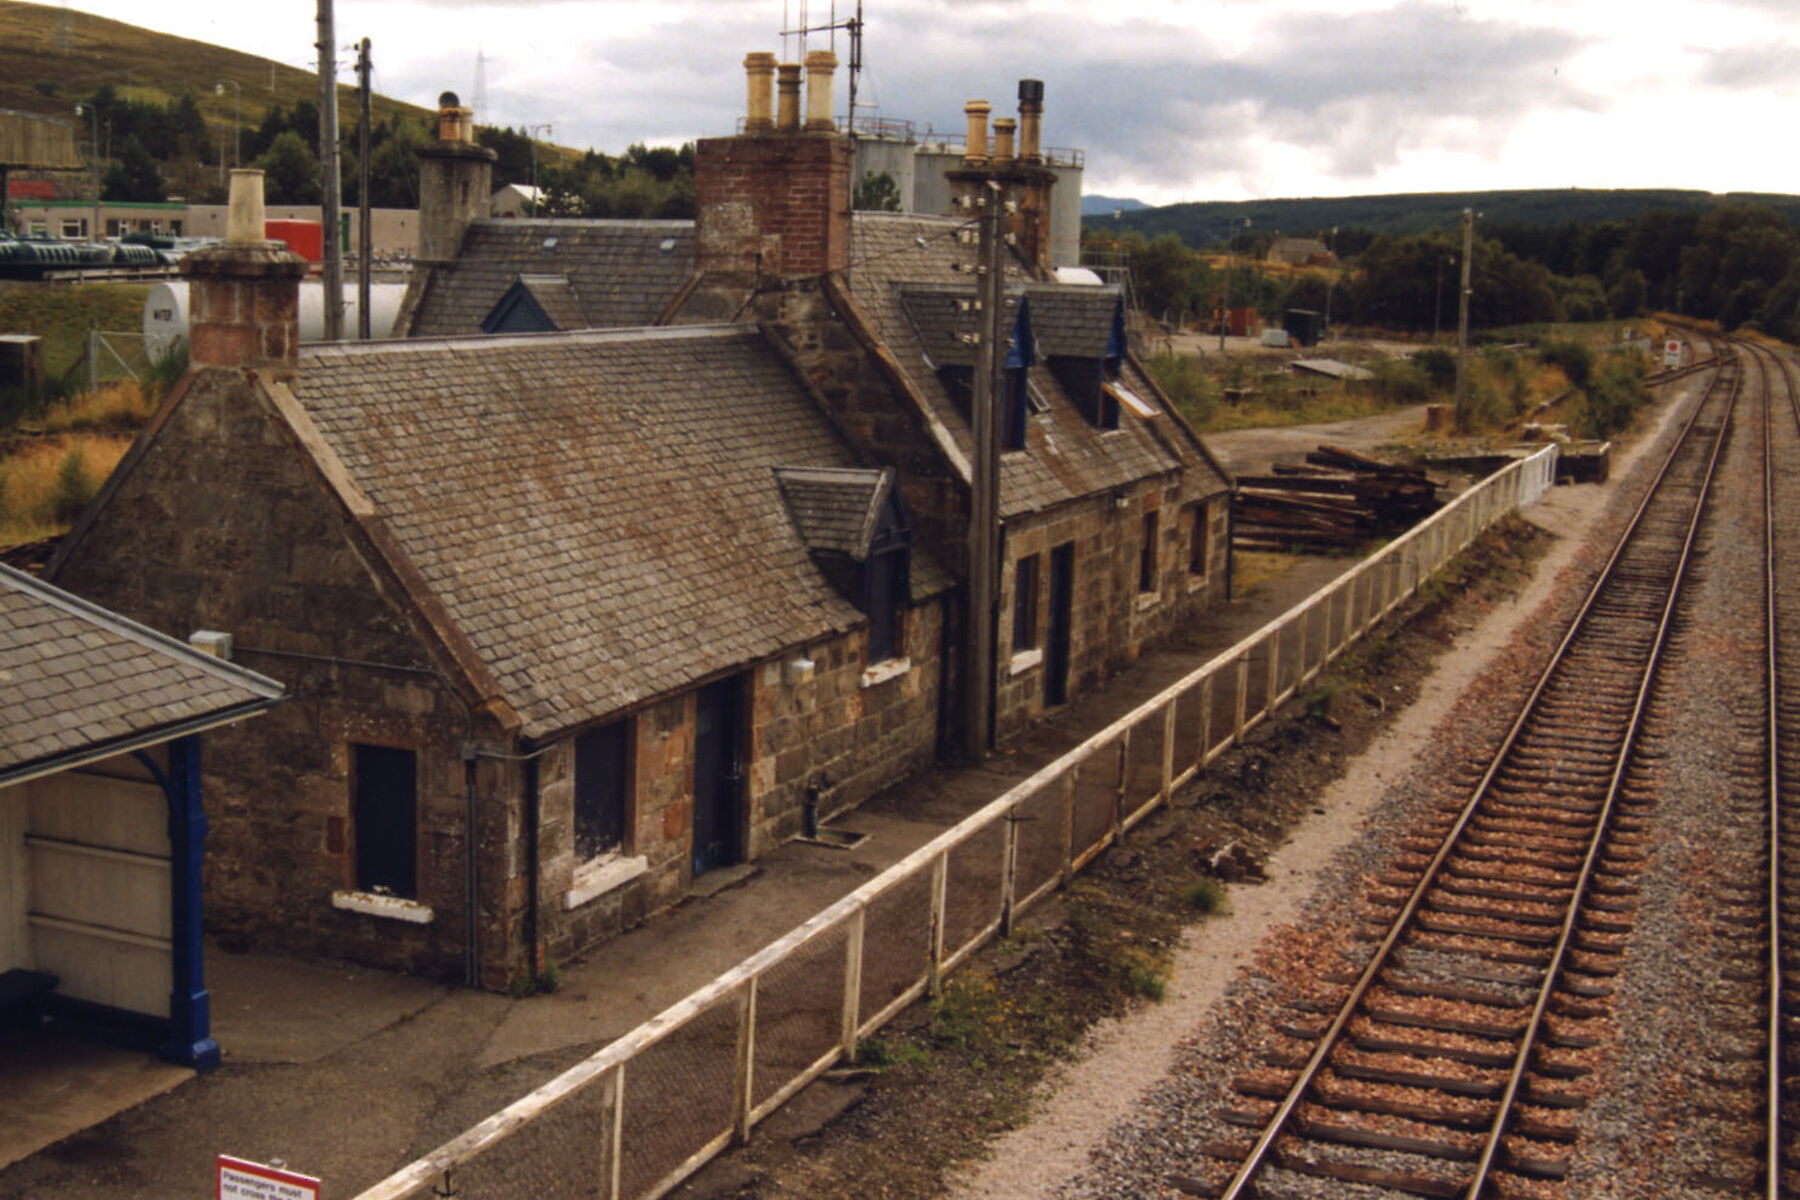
[353,444,1561,1200]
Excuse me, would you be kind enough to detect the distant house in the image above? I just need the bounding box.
[490,183,548,218]
[1266,236,1335,268]
[1,562,282,1067]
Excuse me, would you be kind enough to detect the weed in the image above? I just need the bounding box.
[537,957,561,994]
[1180,877,1229,915]
[48,446,94,524]
[855,1038,930,1071]
[1116,949,1167,1000]
[1302,685,1337,721]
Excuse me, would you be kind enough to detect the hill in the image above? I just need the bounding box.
[1082,194,1149,217]
[0,2,431,165]
[1090,188,1800,246]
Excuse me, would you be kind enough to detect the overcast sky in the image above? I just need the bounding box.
[62,0,1800,205]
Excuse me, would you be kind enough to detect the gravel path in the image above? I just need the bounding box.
[942,377,1707,1199]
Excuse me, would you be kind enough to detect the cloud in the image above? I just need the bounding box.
[1698,42,1800,90]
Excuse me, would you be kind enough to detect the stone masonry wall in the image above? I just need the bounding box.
[53,370,518,985]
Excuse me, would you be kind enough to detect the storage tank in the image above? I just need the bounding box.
[143,281,408,361]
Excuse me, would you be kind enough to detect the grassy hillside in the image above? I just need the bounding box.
[0,2,431,154]
[1092,188,1800,246]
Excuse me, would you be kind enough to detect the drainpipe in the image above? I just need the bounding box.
[524,757,541,982]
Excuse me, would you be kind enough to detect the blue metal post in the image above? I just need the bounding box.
[163,736,219,1071]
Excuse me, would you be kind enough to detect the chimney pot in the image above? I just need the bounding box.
[225,169,267,245]
[437,91,474,144]
[962,100,991,166]
[744,52,777,134]
[776,63,803,133]
[1017,79,1044,164]
[804,49,838,132]
[992,118,1016,166]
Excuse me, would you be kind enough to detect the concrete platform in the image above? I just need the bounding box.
[0,1024,190,1170]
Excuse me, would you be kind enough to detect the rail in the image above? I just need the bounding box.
[352,444,1560,1200]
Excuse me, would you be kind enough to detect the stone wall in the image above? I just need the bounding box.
[53,370,518,985]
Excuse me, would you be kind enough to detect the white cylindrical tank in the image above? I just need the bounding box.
[143,281,408,360]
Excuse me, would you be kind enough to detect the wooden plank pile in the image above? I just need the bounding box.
[1232,444,1442,551]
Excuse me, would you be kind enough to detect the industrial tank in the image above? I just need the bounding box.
[143,281,408,361]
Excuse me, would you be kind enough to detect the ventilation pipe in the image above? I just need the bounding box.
[962,100,990,166]
[804,50,837,131]
[1018,79,1044,164]
[744,52,777,133]
[776,63,803,133]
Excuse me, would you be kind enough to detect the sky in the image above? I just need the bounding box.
[59,0,1800,206]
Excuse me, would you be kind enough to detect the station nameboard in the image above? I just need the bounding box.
[217,1155,320,1200]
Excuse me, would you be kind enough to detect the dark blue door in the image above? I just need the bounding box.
[692,676,744,876]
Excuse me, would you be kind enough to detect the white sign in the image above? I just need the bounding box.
[1663,339,1682,369]
[218,1156,320,1200]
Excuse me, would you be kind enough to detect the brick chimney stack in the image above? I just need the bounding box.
[693,49,853,280]
[180,169,307,375]
[417,90,497,264]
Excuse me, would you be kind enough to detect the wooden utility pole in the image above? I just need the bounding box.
[1453,207,1474,429]
[356,37,372,339]
[963,179,1006,762]
[317,0,344,341]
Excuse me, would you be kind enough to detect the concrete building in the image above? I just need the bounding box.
[7,199,420,259]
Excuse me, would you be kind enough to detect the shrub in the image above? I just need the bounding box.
[1181,877,1229,915]
[1368,359,1432,405]
[1538,340,1593,391]
[48,447,95,524]
[1411,347,1457,390]
[1579,354,1649,438]
[1145,350,1216,427]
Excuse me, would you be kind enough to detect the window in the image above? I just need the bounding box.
[1012,554,1040,654]
[1189,502,1212,577]
[575,721,631,860]
[60,219,84,239]
[353,744,417,898]
[1138,511,1160,593]
[1003,367,1028,450]
[864,492,912,663]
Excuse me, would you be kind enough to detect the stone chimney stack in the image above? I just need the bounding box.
[181,170,308,374]
[946,81,1058,277]
[417,90,497,264]
[693,49,853,281]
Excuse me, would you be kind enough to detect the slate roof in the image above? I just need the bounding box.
[1019,283,1121,359]
[0,563,284,785]
[516,274,588,330]
[775,466,892,559]
[846,213,1228,518]
[291,326,891,740]
[407,219,694,337]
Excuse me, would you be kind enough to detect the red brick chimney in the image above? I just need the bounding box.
[181,169,308,375]
[947,80,1058,277]
[693,50,852,279]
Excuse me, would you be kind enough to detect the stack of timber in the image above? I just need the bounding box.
[1233,444,1442,551]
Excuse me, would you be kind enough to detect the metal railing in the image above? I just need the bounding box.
[353,444,1560,1200]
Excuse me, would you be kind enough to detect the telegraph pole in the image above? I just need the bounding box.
[356,37,372,339]
[317,0,344,340]
[963,179,1006,762]
[1453,208,1474,429]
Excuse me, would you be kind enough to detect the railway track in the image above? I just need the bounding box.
[1173,343,1742,1199]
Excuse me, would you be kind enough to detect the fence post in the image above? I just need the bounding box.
[1001,805,1020,937]
[1232,653,1250,744]
[1112,733,1128,842]
[1060,771,1075,883]
[928,854,947,997]
[841,908,864,1060]
[86,328,98,393]
[596,1064,624,1200]
[1264,623,1281,714]
[1197,671,1215,769]
[1159,701,1176,805]
[732,976,757,1144]
[1294,600,1309,684]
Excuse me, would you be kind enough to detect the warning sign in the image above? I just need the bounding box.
[1663,339,1682,369]
[218,1156,320,1200]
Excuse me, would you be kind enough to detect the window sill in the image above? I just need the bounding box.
[563,854,649,911]
[1186,573,1209,594]
[1134,591,1161,612]
[332,890,434,925]
[860,657,912,689]
[1008,647,1043,676]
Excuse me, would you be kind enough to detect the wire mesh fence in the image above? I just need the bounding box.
[351,445,1559,1200]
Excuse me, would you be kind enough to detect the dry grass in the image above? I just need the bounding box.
[34,380,159,434]
[0,434,133,547]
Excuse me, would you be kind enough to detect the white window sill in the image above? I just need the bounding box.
[332,890,434,925]
[563,853,649,911]
[860,656,911,689]
[1186,573,1209,594]
[1134,591,1161,612]
[1008,647,1043,676]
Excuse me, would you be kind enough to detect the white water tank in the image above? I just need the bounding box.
[143,281,408,361]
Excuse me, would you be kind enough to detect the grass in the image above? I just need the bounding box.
[0,283,153,391]
[0,433,132,545]
[1230,549,1305,595]
[1180,877,1230,915]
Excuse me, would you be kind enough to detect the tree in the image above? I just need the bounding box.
[101,134,165,202]
[255,130,320,204]
[854,170,902,212]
